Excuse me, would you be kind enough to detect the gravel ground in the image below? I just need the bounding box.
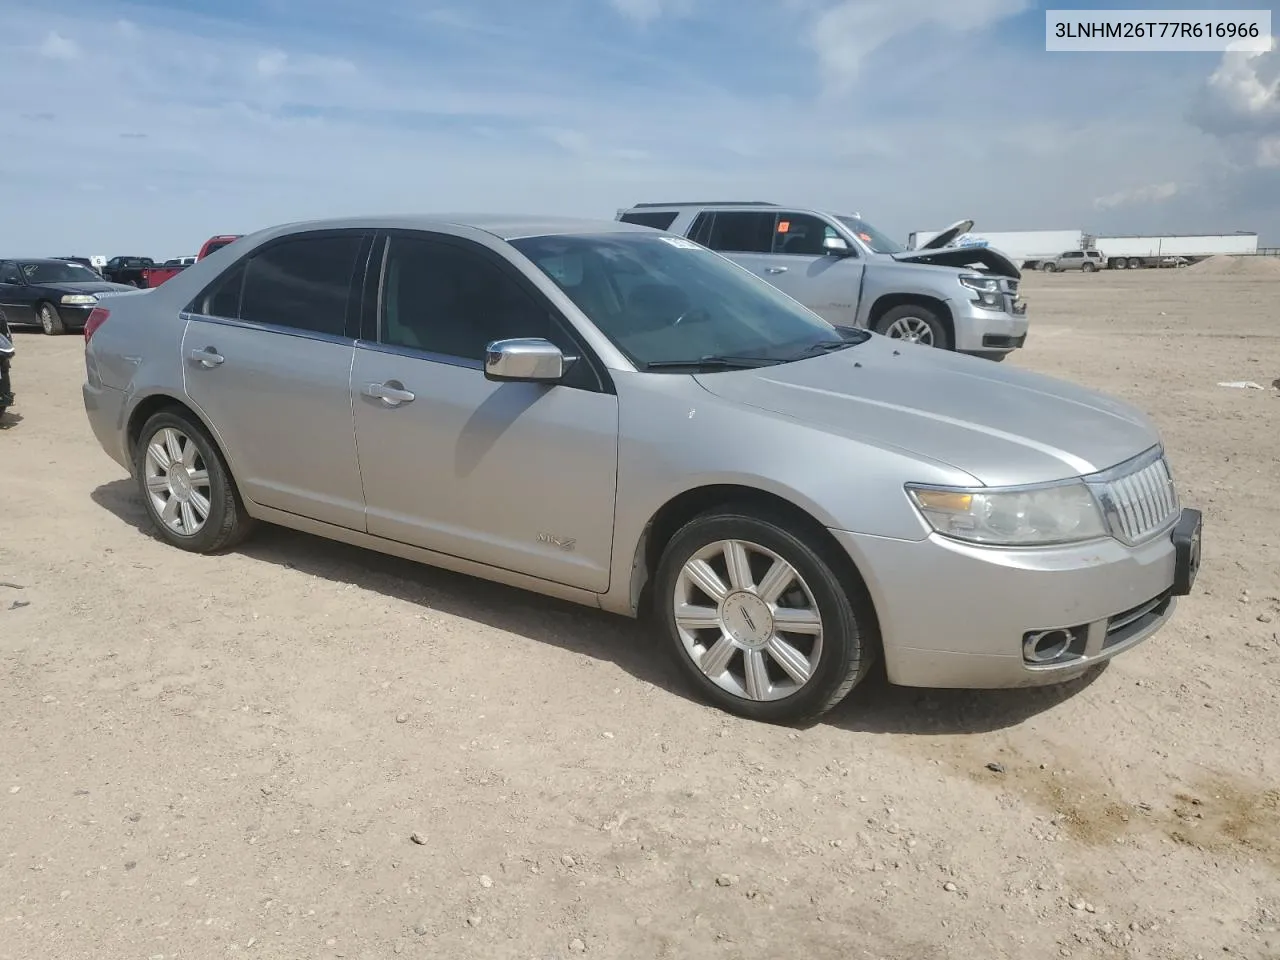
[1,266,1278,960]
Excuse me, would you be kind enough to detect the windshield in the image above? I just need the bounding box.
[834,215,903,255]
[509,233,862,370]
[22,261,100,284]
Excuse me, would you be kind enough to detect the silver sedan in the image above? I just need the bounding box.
[82,215,1202,723]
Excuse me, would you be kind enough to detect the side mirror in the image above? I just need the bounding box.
[823,236,852,256]
[484,337,568,383]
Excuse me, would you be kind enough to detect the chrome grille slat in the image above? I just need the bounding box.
[1094,454,1180,544]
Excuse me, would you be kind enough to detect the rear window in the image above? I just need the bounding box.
[618,211,679,231]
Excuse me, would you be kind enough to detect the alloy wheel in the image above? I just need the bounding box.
[143,427,213,536]
[882,315,935,345]
[672,538,824,702]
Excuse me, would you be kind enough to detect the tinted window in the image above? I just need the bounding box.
[1063,251,1083,259]
[618,211,678,230]
[772,213,837,256]
[689,212,714,246]
[381,236,557,361]
[0,262,21,284]
[239,235,363,336]
[704,212,776,254]
[198,261,246,318]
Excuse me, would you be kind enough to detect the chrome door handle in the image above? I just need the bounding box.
[189,347,224,367]
[764,266,788,274]
[364,381,415,406]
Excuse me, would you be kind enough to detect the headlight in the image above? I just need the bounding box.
[959,274,1000,294]
[61,294,98,305]
[906,480,1107,546]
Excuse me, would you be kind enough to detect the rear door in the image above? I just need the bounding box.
[181,229,372,530]
[350,230,619,592]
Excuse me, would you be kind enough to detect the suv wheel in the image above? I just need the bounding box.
[1082,261,1098,272]
[654,508,875,724]
[1040,261,1056,272]
[874,304,950,350]
[134,409,256,553]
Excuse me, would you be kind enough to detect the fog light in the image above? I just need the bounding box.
[1022,628,1081,664]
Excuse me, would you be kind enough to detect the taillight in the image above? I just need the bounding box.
[84,307,110,343]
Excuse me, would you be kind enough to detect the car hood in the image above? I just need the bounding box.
[48,280,137,295]
[892,244,1021,279]
[693,338,1160,487]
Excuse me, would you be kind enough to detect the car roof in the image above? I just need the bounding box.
[10,257,92,266]
[259,214,656,242]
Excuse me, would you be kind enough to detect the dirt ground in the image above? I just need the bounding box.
[2,266,1278,960]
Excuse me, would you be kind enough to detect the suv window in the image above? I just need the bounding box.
[238,234,364,337]
[379,234,598,390]
[0,262,21,284]
[1063,251,1083,259]
[618,210,678,231]
[703,211,777,254]
[772,213,837,256]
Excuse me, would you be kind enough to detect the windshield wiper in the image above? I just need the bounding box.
[788,327,872,359]
[644,354,782,370]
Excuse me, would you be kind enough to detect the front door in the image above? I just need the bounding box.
[351,231,619,593]
[0,262,36,325]
[748,212,866,326]
[180,230,371,531]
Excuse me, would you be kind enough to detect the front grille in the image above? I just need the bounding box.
[1089,454,1179,545]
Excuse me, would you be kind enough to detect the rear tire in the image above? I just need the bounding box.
[39,303,66,336]
[653,507,876,724]
[1040,261,1056,272]
[1082,262,1097,273]
[873,304,951,350]
[133,409,256,553]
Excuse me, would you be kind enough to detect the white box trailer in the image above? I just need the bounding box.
[906,228,1092,269]
[1093,233,1259,269]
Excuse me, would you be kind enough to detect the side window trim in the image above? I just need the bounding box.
[369,229,614,395]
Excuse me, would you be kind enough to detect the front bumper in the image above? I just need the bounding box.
[56,303,95,330]
[831,508,1201,689]
[950,298,1029,353]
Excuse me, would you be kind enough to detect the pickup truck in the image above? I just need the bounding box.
[102,256,156,287]
[139,235,242,289]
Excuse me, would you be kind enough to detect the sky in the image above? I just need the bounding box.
[1,0,1278,256]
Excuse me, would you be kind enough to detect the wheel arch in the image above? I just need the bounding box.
[125,391,242,486]
[866,293,954,346]
[625,483,881,639]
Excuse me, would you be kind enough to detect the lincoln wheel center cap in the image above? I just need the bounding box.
[168,466,194,501]
[721,591,774,647]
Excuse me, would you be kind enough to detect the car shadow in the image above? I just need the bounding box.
[91,478,1103,735]
[0,410,23,430]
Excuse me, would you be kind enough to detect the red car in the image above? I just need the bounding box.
[140,235,241,288]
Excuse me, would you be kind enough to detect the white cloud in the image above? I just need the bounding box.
[805,0,1031,92]
[38,30,79,60]
[1093,182,1181,211]
[1205,37,1279,120]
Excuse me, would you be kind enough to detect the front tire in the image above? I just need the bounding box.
[654,508,875,724]
[874,304,951,350]
[133,409,255,553]
[39,303,65,336]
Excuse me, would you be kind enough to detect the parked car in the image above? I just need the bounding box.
[141,235,243,289]
[616,203,1029,360]
[102,256,156,287]
[81,215,1202,724]
[1040,249,1106,272]
[0,258,137,335]
[51,255,103,275]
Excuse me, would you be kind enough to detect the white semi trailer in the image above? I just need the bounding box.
[905,229,1094,270]
[1093,232,1259,269]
